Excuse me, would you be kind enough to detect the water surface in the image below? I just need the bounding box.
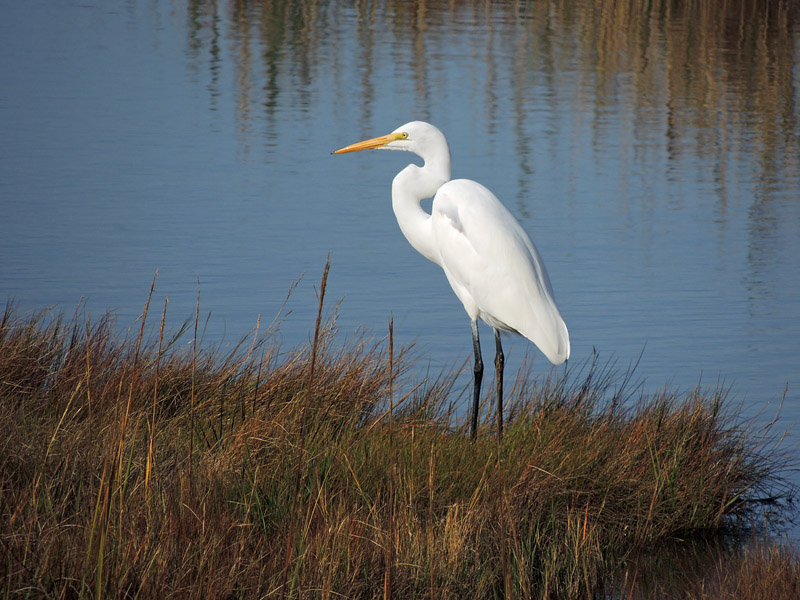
[2,0,799,467]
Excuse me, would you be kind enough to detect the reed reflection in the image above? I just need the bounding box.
[191,0,797,155]
[183,0,798,283]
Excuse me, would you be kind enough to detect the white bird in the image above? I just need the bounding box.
[334,121,569,440]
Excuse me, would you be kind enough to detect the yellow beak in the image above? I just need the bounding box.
[333,132,404,154]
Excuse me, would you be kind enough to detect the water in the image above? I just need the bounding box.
[2,0,799,497]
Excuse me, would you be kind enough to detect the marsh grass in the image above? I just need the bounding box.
[0,274,796,598]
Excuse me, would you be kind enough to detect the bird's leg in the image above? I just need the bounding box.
[494,329,504,442]
[470,319,483,441]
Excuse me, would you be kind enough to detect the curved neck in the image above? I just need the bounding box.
[391,158,450,265]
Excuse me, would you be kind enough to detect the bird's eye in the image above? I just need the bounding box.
[401,132,409,139]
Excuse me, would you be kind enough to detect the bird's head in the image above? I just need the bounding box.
[333,121,448,159]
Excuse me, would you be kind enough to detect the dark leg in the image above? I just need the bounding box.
[470,319,483,441]
[494,329,504,441]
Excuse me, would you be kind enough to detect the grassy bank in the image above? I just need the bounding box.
[1,283,796,598]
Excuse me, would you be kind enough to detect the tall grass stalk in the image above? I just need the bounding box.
[190,281,199,483]
[145,297,168,494]
[384,317,395,600]
[281,257,330,600]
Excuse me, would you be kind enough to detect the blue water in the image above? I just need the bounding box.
[2,0,799,494]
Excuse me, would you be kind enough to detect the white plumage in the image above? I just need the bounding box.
[335,121,569,439]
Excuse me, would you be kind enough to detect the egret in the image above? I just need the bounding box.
[334,121,569,440]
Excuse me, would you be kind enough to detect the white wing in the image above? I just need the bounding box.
[431,179,570,364]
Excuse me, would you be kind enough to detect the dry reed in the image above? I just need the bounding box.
[0,277,795,598]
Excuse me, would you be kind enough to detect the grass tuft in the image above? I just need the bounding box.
[0,287,796,598]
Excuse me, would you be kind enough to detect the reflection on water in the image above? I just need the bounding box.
[200,0,799,201]
[188,0,799,338]
[2,0,799,455]
[615,535,796,599]
[170,0,800,398]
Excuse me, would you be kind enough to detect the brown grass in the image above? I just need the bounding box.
[0,273,796,598]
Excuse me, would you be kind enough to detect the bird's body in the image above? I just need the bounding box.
[430,178,569,364]
[334,121,569,439]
